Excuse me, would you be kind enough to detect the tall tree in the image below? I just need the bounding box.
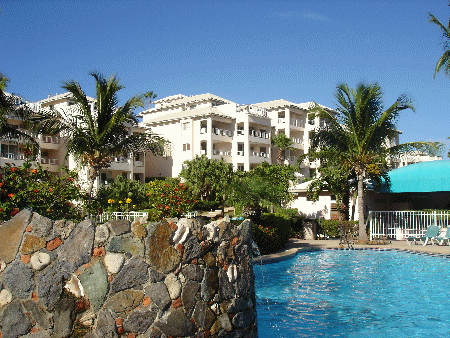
[179,155,233,202]
[0,73,42,150]
[271,133,294,164]
[428,11,450,78]
[308,82,442,242]
[42,72,165,215]
[143,91,157,109]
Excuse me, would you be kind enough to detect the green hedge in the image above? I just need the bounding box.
[319,219,358,238]
[251,213,294,255]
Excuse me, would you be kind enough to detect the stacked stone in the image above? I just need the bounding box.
[0,209,258,338]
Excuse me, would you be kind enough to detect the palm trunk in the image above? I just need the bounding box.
[357,172,368,242]
[87,167,97,220]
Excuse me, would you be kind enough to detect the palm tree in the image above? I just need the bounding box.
[308,82,442,242]
[0,73,42,150]
[428,12,450,78]
[271,133,294,164]
[143,91,157,109]
[43,72,166,215]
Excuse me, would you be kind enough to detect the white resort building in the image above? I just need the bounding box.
[2,92,148,190]
[139,93,327,179]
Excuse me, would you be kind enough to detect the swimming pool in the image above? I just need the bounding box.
[254,249,450,338]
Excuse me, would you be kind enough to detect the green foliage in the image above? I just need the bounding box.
[0,158,82,222]
[319,219,358,238]
[193,200,222,211]
[229,163,297,214]
[146,178,196,220]
[271,133,294,164]
[96,176,147,212]
[308,82,442,240]
[179,155,233,201]
[40,72,166,212]
[251,213,293,255]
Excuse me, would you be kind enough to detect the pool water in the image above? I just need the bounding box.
[254,250,450,338]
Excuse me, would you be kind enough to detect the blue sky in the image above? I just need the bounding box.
[2,0,450,152]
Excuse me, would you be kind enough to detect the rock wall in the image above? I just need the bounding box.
[0,210,258,338]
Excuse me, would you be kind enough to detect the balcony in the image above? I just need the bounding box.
[40,135,60,149]
[248,129,270,145]
[134,160,144,167]
[290,118,305,129]
[249,151,270,164]
[40,158,58,165]
[212,128,233,138]
[109,157,132,171]
[292,137,304,149]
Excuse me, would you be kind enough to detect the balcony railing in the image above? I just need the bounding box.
[249,130,270,139]
[42,135,60,144]
[251,151,269,158]
[0,153,26,160]
[292,138,304,145]
[134,160,144,167]
[290,118,305,128]
[41,158,58,165]
[212,128,232,137]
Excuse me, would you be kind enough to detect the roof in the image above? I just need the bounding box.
[254,99,333,111]
[154,93,233,107]
[38,92,95,104]
[381,160,450,193]
[140,106,235,125]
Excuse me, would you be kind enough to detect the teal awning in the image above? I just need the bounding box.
[381,161,450,193]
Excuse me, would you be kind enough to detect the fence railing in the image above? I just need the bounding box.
[368,210,450,240]
[98,211,148,223]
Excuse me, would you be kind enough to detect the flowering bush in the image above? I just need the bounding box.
[96,176,147,213]
[251,213,293,255]
[0,159,82,222]
[146,178,196,220]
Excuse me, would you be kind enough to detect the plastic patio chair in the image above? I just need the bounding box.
[434,227,450,246]
[406,225,440,246]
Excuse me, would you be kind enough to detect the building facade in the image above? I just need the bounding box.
[1,92,148,190]
[139,93,329,179]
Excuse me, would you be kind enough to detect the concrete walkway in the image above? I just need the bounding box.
[257,238,450,264]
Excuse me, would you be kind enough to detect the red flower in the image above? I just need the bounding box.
[68,177,74,182]
[0,208,3,212]
[8,193,14,198]
[11,208,19,216]
[177,202,181,205]
[147,192,151,196]
[33,189,39,193]
[161,194,164,198]
[31,169,38,174]
[10,167,18,173]
[165,205,170,210]
[174,188,179,192]
[194,200,197,203]
[179,183,185,187]
[165,184,170,188]
[0,183,3,187]
[49,188,53,193]
[157,204,162,209]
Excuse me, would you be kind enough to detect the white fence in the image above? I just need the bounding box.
[368,210,450,240]
[98,211,148,223]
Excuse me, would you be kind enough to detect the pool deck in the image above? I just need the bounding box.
[257,238,450,264]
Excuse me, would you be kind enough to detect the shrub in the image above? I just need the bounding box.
[146,178,196,220]
[0,160,82,222]
[319,219,358,238]
[251,213,293,255]
[96,176,147,212]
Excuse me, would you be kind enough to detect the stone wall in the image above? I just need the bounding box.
[0,210,258,338]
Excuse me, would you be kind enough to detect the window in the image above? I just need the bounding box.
[183,143,190,151]
[238,164,244,171]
